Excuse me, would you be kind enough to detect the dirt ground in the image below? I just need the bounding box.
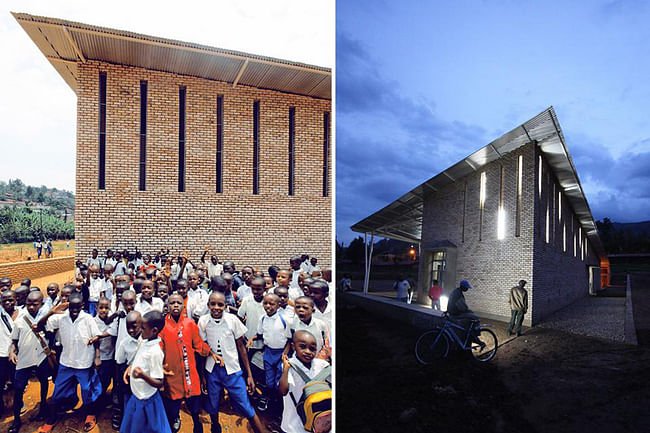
[337,297,650,433]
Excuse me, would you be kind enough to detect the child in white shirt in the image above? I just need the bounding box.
[120,310,170,433]
[8,291,51,433]
[199,292,265,433]
[247,293,291,412]
[279,330,331,433]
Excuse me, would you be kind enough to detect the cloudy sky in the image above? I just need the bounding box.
[337,0,650,244]
[0,0,333,193]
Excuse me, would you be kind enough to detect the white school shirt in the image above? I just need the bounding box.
[281,305,295,321]
[105,257,117,269]
[135,297,164,315]
[312,300,332,331]
[206,262,223,279]
[236,284,252,300]
[41,297,57,315]
[0,309,16,357]
[237,295,265,350]
[11,313,47,369]
[281,355,330,433]
[257,311,290,350]
[288,286,303,302]
[109,314,131,360]
[115,334,140,364]
[187,287,209,318]
[291,316,328,352]
[130,338,164,400]
[198,313,247,375]
[86,257,103,269]
[46,310,101,369]
[113,261,127,276]
[171,263,193,280]
[94,316,115,361]
[88,277,106,302]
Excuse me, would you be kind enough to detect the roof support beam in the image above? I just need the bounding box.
[62,26,85,63]
[490,143,502,158]
[521,124,533,143]
[442,171,455,182]
[464,158,477,171]
[46,55,77,65]
[232,59,248,88]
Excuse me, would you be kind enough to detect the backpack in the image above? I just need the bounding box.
[289,361,332,433]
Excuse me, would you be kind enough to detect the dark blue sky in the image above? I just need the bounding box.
[336,0,650,244]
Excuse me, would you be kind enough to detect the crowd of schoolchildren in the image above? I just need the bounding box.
[0,248,332,433]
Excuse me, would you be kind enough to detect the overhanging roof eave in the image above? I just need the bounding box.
[12,12,331,100]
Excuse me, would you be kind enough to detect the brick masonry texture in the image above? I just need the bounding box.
[418,142,599,325]
[75,61,331,271]
[0,256,75,285]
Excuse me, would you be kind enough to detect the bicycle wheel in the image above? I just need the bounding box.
[470,328,498,362]
[415,329,449,364]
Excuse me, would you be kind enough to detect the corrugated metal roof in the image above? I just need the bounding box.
[12,12,331,100]
[351,107,606,256]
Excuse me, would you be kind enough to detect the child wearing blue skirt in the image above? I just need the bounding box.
[120,310,171,433]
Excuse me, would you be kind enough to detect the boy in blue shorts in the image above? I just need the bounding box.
[199,291,265,433]
[36,292,102,433]
[247,293,291,412]
[8,291,51,433]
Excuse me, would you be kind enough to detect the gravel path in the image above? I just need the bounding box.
[537,295,625,342]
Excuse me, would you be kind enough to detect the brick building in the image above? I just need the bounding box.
[352,108,606,325]
[15,13,332,271]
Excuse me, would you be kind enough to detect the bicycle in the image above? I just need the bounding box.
[415,312,498,363]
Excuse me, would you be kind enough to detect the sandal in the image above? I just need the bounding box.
[33,424,53,433]
[83,415,97,432]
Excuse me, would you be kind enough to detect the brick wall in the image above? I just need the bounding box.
[531,147,600,323]
[419,142,536,324]
[75,61,331,271]
[0,256,75,285]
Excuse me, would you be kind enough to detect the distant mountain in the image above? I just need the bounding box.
[597,218,650,254]
[612,221,650,236]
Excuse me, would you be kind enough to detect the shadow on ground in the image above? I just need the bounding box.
[337,296,650,433]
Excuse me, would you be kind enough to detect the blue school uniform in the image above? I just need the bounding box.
[257,311,290,390]
[198,313,256,419]
[120,391,170,433]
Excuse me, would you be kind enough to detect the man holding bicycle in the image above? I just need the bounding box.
[447,280,483,347]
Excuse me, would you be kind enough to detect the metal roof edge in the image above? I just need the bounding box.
[12,12,331,74]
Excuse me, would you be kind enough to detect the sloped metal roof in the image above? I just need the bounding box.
[351,107,605,256]
[12,12,331,100]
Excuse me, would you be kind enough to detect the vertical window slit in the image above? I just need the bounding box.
[289,107,295,196]
[253,100,260,195]
[98,72,106,190]
[323,111,330,197]
[139,80,147,191]
[516,154,523,237]
[178,86,186,193]
[216,95,223,193]
[478,172,485,241]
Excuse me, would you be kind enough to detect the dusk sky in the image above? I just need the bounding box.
[336,0,650,244]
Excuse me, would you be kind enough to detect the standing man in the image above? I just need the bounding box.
[428,279,443,310]
[507,280,528,337]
